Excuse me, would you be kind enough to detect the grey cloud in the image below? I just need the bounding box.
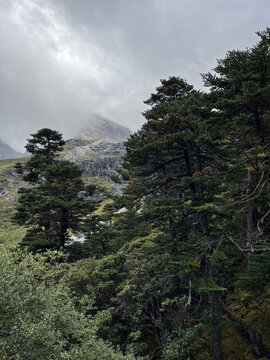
[0,0,269,151]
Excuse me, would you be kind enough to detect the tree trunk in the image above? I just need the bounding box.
[246,169,255,265]
[211,295,223,360]
[200,216,224,360]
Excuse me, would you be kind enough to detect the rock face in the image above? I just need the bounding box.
[78,142,125,177]
[62,117,131,179]
[0,139,23,160]
[63,141,126,178]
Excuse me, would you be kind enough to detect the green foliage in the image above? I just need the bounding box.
[161,324,209,360]
[114,29,270,358]
[18,128,65,183]
[24,128,65,179]
[13,130,98,251]
[0,246,139,360]
[0,158,27,245]
[240,252,270,295]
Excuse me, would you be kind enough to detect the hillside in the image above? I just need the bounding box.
[62,116,130,180]
[74,115,131,144]
[0,117,130,244]
[0,158,27,245]
[0,139,24,160]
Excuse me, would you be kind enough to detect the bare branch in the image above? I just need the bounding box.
[257,208,270,235]
[227,235,270,253]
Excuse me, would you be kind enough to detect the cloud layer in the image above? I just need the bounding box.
[0,0,269,151]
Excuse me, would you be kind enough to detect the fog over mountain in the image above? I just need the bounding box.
[0,139,23,160]
[74,115,131,144]
[0,0,269,151]
[1,116,130,163]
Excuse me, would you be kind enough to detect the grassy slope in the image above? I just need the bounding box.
[0,158,27,246]
[0,158,113,246]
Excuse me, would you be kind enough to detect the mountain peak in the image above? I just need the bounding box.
[0,139,23,160]
[74,115,131,144]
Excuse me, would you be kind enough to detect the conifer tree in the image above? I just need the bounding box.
[202,28,270,359]
[123,77,228,359]
[202,29,270,256]
[16,128,65,183]
[14,129,97,251]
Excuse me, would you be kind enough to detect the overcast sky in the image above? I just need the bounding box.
[0,0,269,151]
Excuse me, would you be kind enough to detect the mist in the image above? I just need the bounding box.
[0,0,269,151]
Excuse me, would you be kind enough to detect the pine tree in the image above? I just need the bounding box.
[202,28,270,359]
[17,128,65,183]
[202,29,270,256]
[123,77,228,359]
[14,129,97,251]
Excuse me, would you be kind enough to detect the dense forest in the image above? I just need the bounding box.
[1,29,270,359]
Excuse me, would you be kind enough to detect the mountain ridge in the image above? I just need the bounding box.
[0,139,24,160]
[0,116,131,161]
[62,116,130,179]
[73,115,131,144]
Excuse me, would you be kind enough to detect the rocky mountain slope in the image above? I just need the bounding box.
[0,158,27,244]
[1,116,131,178]
[0,117,131,245]
[0,139,24,160]
[63,141,125,177]
[62,117,131,179]
[74,115,131,143]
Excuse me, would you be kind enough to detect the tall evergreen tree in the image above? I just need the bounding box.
[122,77,228,359]
[14,129,97,251]
[202,28,270,359]
[16,128,65,183]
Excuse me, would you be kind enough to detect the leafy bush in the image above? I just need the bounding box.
[0,246,139,360]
